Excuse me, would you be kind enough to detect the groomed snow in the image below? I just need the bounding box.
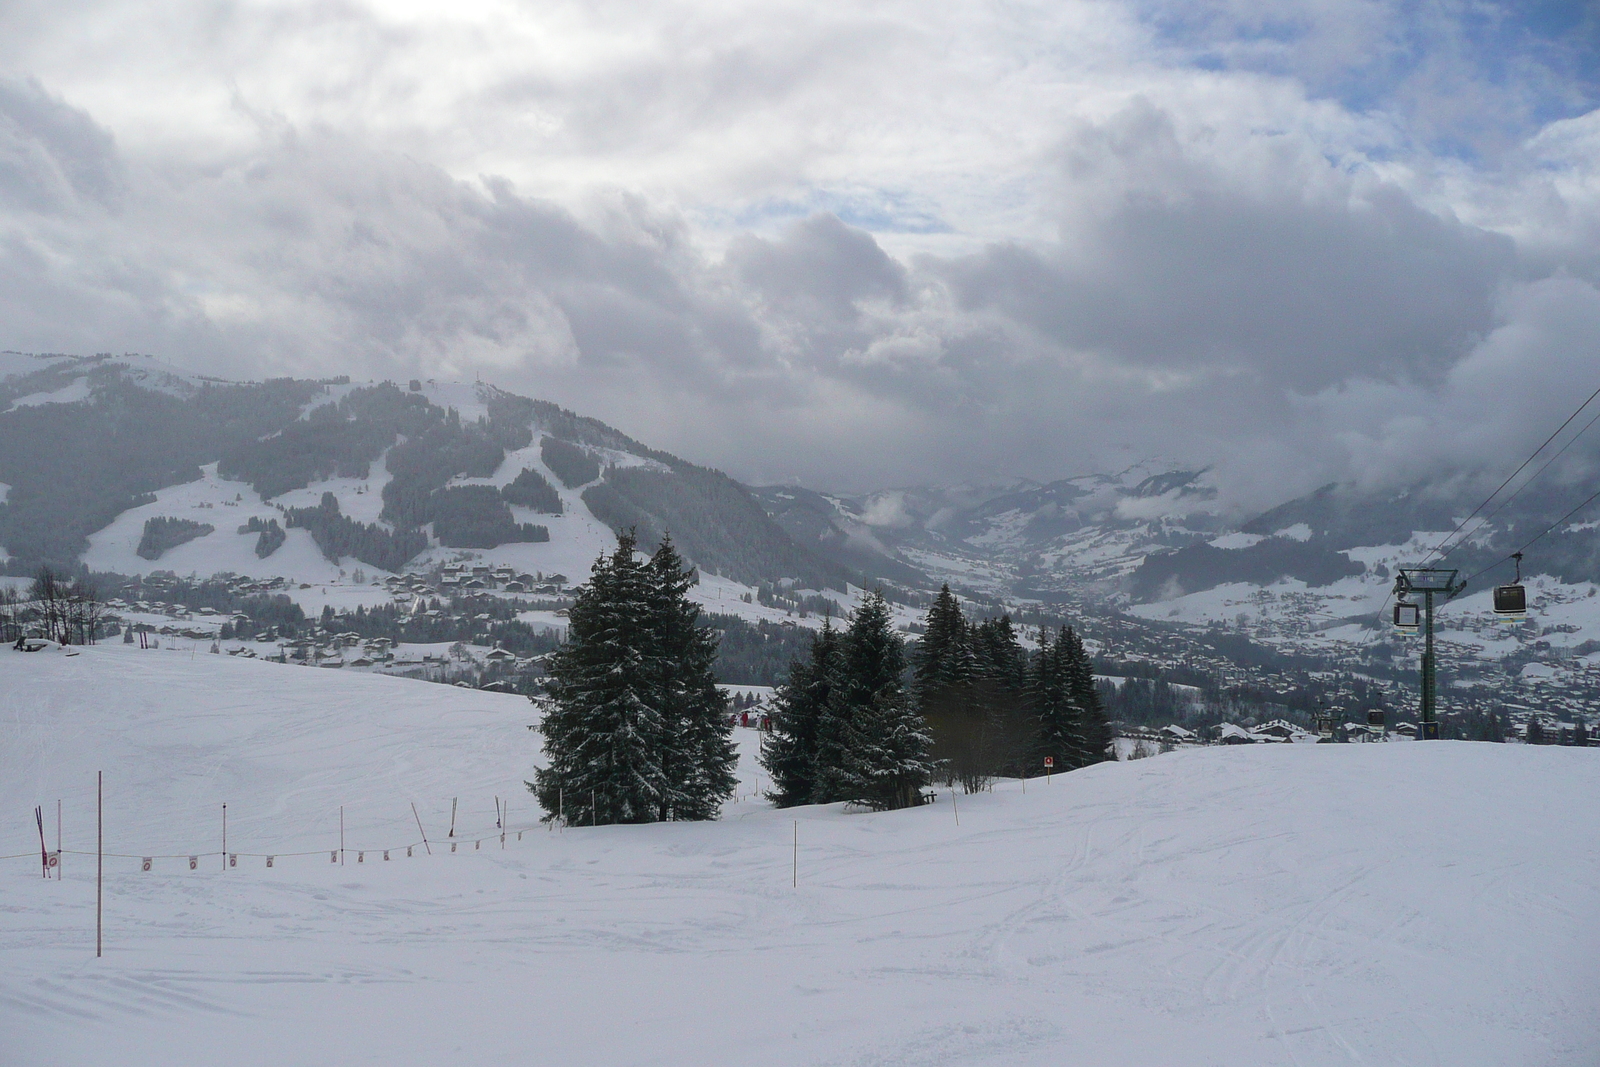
[2,645,1597,1066]
[5,376,90,411]
[0,353,73,380]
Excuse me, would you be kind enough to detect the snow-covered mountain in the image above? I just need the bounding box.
[10,351,1600,702]
[0,353,849,591]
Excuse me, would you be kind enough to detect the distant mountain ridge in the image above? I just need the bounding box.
[7,353,1594,615]
[753,465,1231,599]
[0,354,850,590]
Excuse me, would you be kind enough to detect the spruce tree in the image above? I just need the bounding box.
[912,585,972,709]
[973,614,1027,688]
[532,532,670,825]
[1063,627,1113,767]
[1029,627,1081,774]
[760,618,842,807]
[826,591,934,810]
[647,535,737,821]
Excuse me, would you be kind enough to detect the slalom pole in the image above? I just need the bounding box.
[449,797,457,839]
[340,806,345,865]
[410,802,432,854]
[56,799,61,881]
[96,771,102,958]
[221,804,227,872]
[952,788,959,827]
[35,806,47,879]
[792,820,797,887]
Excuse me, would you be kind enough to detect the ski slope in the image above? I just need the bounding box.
[2,645,1596,1067]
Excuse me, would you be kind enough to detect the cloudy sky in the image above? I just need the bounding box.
[2,1,1598,504]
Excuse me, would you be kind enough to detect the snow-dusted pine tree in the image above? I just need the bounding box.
[1028,626,1082,774]
[972,614,1027,688]
[532,532,671,825]
[825,591,933,811]
[911,584,972,711]
[1063,627,1113,767]
[647,535,737,821]
[760,618,842,807]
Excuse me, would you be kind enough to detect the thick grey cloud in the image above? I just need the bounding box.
[0,76,123,212]
[0,3,1597,508]
[944,100,1516,391]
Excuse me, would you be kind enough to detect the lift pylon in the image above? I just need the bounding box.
[1393,567,1466,739]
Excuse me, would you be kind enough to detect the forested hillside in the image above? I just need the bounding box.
[0,356,850,589]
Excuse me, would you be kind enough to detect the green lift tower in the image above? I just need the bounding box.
[1393,566,1467,739]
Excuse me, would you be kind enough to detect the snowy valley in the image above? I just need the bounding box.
[6,352,1600,737]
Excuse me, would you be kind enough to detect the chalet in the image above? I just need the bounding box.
[1215,723,1255,744]
[485,647,516,662]
[1253,719,1303,742]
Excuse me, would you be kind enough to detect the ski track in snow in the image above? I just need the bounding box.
[2,644,1597,1066]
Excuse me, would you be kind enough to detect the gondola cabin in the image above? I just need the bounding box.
[1493,583,1527,618]
[1393,601,1419,631]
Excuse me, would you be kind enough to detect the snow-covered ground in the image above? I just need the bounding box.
[3,644,1596,1066]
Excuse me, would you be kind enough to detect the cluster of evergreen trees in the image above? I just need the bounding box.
[760,591,935,811]
[501,467,563,513]
[424,486,551,548]
[237,516,286,558]
[762,584,1111,806]
[284,493,428,572]
[530,532,737,825]
[136,516,214,560]
[915,586,1111,790]
[540,437,601,488]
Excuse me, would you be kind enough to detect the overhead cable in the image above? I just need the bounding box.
[1422,381,1600,566]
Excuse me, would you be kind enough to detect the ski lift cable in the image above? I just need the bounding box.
[1420,381,1600,567]
[1462,484,1600,588]
[1438,401,1600,564]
